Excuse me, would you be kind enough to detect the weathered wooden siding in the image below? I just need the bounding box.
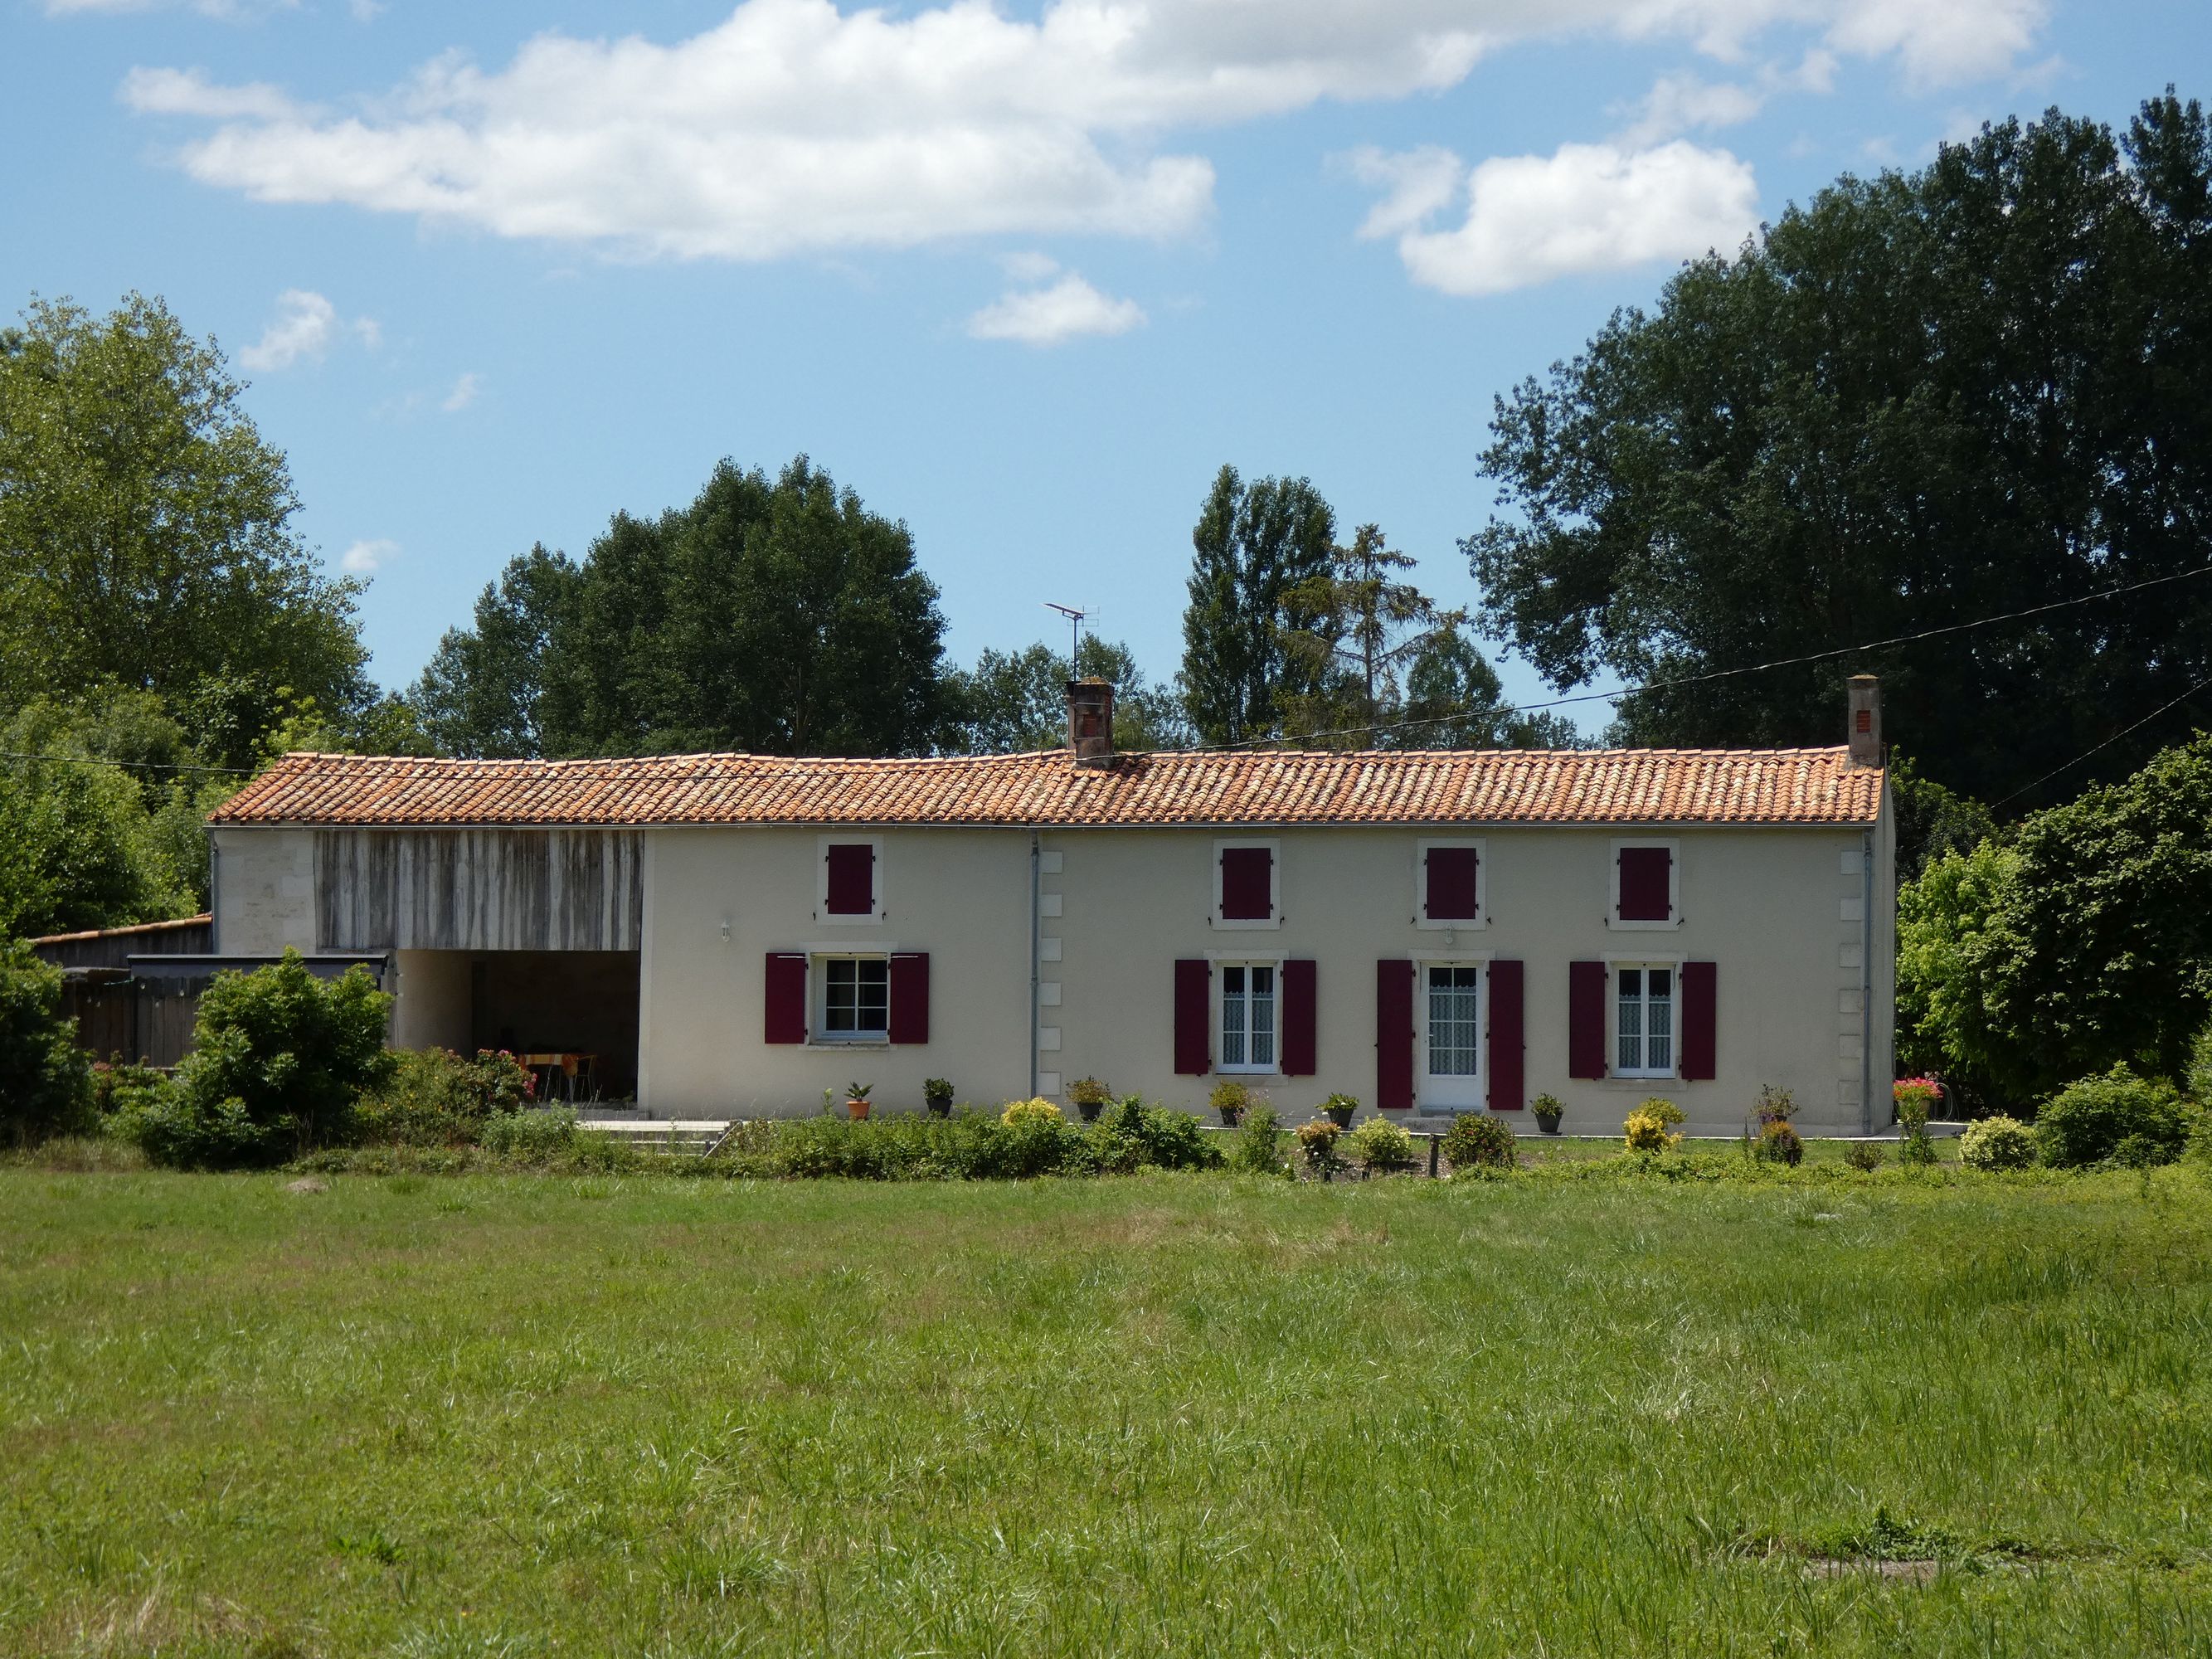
[316,830,644,951]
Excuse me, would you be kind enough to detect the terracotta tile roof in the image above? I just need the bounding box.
[209,747,1884,829]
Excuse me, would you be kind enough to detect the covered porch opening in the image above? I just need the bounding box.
[394,949,641,1102]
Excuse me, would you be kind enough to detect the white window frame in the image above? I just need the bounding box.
[1215,958,1281,1074]
[1608,837,1681,932]
[816,834,884,927]
[813,951,892,1044]
[1211,838,1282,932]
[1612,959,1681,1079]
[1414,837,1488,932]
[1415,954,1491,1108]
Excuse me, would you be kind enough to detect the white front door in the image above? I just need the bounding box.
[1420,963,1483,1109]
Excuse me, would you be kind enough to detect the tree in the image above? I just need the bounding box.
[414,458,951,757]
[0,943,91,1145]
[948,636,1192,753]
[1180,466,1338,744]
[0,294,372,740]
[1897,732,2212,1107]
[1278,524,1461,741]
[1398,625,1583,750]
[1467,94,2212,809]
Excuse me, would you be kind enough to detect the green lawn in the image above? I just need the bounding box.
[2,1165,2207,1657]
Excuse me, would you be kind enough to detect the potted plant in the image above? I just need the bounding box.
[1322,1092,1359,1130]
[923,1078,955,1118]
[1208,1078,1251,1127]
[1068,1076,1112,1123]
[845,1082,873,1121]
[1532,1093,1563,1136]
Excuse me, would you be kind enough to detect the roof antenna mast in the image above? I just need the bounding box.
[1043,601,1087,670]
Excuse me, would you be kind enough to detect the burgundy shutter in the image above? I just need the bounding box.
[1568,960,1607,1079]
[825,843,875,914]
[1376,958,1415,1109]
[889,952,930,1045]
[1219,846,1273,920]
[1487,959,1524,1112]
[1173,959,1211,1075]
[765,953,808,1044]
[1282,958,1317,1077]
[1617,845,1672,922]
[1424,846,1480,921]
[1681,960,1716,1081]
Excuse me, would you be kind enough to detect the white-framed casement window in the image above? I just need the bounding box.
[1416,838,1486,931]
[1212,839,1281,930]
[817,834,884,926]
[1418,960,1485,1107]
[818,953,890,1042]
[1609,838,1680,930]
[1218,961,1279,1072]
[1614,963,1678,1078]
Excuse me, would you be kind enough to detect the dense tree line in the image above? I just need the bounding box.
[1470,92,2212,809]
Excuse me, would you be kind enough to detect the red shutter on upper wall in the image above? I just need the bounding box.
[1681,960,1716,1081]
[1174,959,1211,1075]
[889,952,930,1045]
[824,843,875,914]
[1376,958,1415,1109]
[1282,958,1317,1076]
[1617,846,1672,922]
[1568,960,1607,1079]
[1219,846,1273,920]
[1424,847,1480,921]
[765,953,808,1044]
[1487,959,1524,1111]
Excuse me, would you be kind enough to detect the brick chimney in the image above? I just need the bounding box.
[1847,674,1882,767]
[1067,679,1115,768]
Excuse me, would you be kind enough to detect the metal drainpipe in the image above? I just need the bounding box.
[1028,830,1042,1100]
[1861,830,1875,1136]
[207,835,221,953]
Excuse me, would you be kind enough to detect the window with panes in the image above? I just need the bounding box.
[820,956,890,1040]
[1615,965,1675,1078]
[1219,963,1277,1072]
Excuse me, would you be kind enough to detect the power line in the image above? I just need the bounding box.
[1190,560,2212,755]
[1990,675,2212,809]
[0,749,255,776]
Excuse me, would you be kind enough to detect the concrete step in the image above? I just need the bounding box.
[580,1119,732,1155]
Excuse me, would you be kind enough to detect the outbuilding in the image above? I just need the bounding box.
[205,678,1894,1136]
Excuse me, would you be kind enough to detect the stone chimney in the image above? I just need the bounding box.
[1067,679,1115,768]
[1847,674,1882,767]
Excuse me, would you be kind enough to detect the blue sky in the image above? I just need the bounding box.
[7,0,2205,728]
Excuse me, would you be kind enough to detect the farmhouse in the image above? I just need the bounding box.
[204,678,1895,1136]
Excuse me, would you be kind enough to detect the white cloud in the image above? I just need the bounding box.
[339,538,397,574]
[1614,71,1765,145]
[967,273,1145,346]
[237,289,378,371]
[117,0,2046,262]
[999,250,1062,284]
[119,66,308,122]
[1347,144,1466,241]
[441,372,483,411]
[1369,139,1762,297]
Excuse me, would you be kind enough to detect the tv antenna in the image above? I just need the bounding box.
[1043,601,1087,668]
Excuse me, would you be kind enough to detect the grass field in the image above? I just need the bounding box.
[2,1165,2207,1657]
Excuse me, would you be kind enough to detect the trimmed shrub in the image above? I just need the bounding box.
[355,1048,536,1146]
[1623,1099,1684,1153]
[1232,1102,1283,1174]
[1093,1096,1220,1173]
[127,951,391,1168]
[1348,1114,1416,1171]
[1958,1115,2036,1171]
[1442,1112,1517,1171]
[0,943,93,1145]
[2036,1064,2190,1169]
[1754,1120,1805,1166]
[1001,1096,1064,1128]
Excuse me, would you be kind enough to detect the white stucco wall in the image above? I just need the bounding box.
[210,828,317,955]
[638,825,1036,1117]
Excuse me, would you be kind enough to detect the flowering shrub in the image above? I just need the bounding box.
[1958,1115,2037,1171]
[1624,1108,1682,1153]
[1348,1113,1416,1170]
[1294,1117,1343,1174]
[1893,1077,1942,1131]
[1001,1096,1065,1127]
[1754,1119,1805,1165]
[1442,1112,1517,1171]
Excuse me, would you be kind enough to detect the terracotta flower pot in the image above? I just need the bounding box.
[847,1098,872,1121]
